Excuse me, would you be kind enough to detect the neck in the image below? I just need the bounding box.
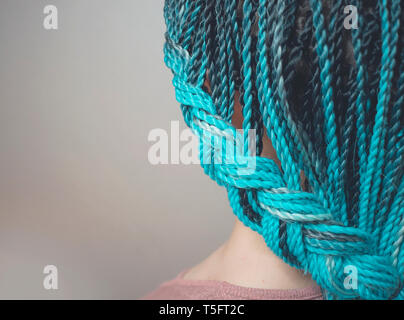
[218,218,317,289]
[185,217,318,289]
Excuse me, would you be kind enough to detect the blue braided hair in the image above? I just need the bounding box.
[163,0,404,299]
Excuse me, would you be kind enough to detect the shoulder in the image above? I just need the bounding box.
[140,269,324,300]
[140,269,224,300]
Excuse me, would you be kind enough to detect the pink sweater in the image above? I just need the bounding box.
[142,270,323,300]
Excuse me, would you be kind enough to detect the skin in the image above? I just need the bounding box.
[183,82,318,290]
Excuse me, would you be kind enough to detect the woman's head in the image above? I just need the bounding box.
[163,0,404,299]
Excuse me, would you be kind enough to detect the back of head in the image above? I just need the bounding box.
[163,0,404,299]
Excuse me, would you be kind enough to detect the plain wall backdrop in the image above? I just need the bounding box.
[0,0,233,299]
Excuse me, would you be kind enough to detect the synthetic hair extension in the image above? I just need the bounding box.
[163,0,404,299]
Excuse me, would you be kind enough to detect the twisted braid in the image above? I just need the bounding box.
[342,66,359,225]
[368,0,401,233]
[163,0,404,299]
[224,0,238,122]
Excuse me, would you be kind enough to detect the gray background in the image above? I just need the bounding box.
[0,0,233,299]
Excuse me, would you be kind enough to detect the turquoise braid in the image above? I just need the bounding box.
[375,0,403,234]
[241,0,254,156]
[163,0,404,299]
[368,0,400,234]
